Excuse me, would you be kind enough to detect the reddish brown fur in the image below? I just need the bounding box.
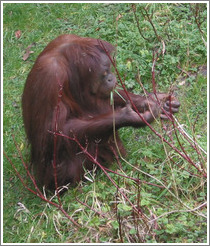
[22,34,180,189]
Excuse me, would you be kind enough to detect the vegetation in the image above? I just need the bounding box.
[3,2,207,243]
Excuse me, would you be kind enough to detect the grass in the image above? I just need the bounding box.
[3,2,207,243]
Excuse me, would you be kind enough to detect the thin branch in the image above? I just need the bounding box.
[140,6,161,42]
[131,4,151,41]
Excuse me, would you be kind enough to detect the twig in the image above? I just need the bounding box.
[131,4,150,41]
[174,116,207,155]
[193,3,207,47]
[4,150,80,228]
[140,6,161,42]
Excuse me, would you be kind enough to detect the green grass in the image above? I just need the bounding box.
[3,2,207,243]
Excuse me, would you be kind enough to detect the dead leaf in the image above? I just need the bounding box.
[116,14,123,21]
[22,43,35,61]
[15,30,21,39]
